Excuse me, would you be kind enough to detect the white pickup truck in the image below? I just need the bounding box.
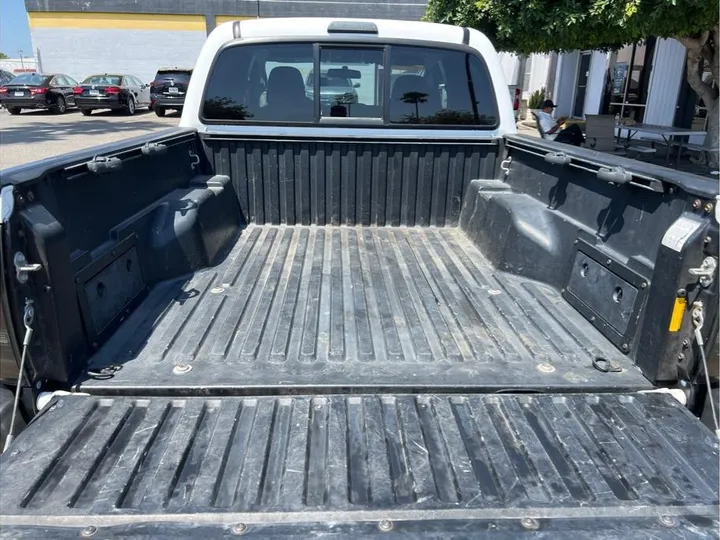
[0,18,717,539]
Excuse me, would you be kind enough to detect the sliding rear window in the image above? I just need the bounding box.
[202,42,498,128]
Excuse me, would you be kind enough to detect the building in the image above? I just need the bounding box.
[0,57,39,75]
[24,0,427,83]
[551,38,708,144]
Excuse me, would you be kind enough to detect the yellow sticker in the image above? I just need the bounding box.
[668,297,686,332]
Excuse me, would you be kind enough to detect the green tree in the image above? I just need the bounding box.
[0,53,9,60]
[425,0,719,163]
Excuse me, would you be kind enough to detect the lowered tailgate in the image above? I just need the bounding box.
[0,393,718,538]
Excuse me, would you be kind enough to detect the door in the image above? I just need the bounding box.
[63,75,78,106]
[572,52,592,118]
[135,76,151,105]
[123,76,138,105]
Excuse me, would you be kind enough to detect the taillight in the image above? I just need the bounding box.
[73,86,83,95]
[513,88,521,111]
[30,87,47,95]
[0,88,7,94]
[105,86,121,95]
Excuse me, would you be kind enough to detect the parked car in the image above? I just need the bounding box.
[74,74,151,116]
[304,68,359,104]
[0,72,78,114]
[150,67,192,117]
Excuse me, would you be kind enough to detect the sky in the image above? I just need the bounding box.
[0,0,33,56]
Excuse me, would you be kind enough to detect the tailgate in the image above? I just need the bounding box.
[0,393,718,538]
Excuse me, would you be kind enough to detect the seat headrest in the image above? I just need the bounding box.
[391,75,431,101]
[267,66,306,105]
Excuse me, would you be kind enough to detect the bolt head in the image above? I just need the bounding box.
[378,520,394,532]
[537,363,555,373]
[231,523,247,535]
[80,526,98,537]
[641,282,647,289]
[173,363,193,375]
[621,343,629,351]
[704,202,714,213]
[704,236,713,244]
[692,199,702,209]
[520,517,540,530]
[659,515,677,528]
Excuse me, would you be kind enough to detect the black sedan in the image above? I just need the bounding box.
[0,72,79,114]
[74,74,151,116]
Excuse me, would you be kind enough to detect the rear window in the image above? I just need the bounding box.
[9,73,49,86]
[154,70,192,84]
[83,75,122,85]
[202,43,498,128]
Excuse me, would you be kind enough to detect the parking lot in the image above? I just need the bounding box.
[0,108,179,169]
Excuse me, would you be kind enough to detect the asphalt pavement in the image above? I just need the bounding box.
[0,107,179,170]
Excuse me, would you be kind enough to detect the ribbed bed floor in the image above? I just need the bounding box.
[80,226,649,393]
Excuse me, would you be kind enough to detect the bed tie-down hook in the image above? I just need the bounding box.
[689,257,717,288]
[189,148,200,172]
[692,301,719,438]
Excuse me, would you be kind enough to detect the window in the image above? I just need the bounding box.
[10,73,49,86]
[65,75,78,86]
[204,43,314,122]
[83,75,122,86]
[202,42,498,127]
[603,39,656,123]
[317,48,383,118]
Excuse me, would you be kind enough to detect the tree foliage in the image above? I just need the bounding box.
[424,0,717,54]
[0,53,9,60]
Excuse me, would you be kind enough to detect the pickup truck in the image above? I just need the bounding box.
[0,18,718,538]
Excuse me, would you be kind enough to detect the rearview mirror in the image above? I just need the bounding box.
[353,82,361,88]
[327,67,361,79]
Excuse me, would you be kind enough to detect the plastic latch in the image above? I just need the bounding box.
[141,142,168,156]
[87,155,122,174]
[543,152,571,165]
[597,166,631,184]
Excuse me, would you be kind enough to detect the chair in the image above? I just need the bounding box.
[586,115,656,159]
[530,111,546,139]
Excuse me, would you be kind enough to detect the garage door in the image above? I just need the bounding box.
[28,12,207,84]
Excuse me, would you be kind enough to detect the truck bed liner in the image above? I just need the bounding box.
[0,393,717,537]
[80,226,648,393]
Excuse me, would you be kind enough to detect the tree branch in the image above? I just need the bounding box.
[709,25,720,86]
[684,47,715,105]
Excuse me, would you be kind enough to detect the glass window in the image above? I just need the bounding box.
[83,75,122,86]
[65,75,78,86]
[388,45,497,125]
[9,73,49,86]
[604,39,655,123]
[202,42,498,127]
[203,43,314,122]
[317,48,383,118]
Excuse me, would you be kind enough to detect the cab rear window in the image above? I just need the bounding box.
[202,42,498,128]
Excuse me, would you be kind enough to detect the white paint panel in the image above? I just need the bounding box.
[644,38,685,127]
[527,54,550,94]
[583,51,609,116]
[498,52,520,85]
[31,28,206,83]
[553,51,578,118]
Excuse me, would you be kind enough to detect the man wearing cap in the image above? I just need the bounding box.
[536,99,584,146]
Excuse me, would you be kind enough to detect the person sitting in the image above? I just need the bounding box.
[536,100,584,146]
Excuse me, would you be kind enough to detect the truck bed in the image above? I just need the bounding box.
[81,225,648,393]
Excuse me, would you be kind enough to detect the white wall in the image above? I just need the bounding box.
[553,51,579,118]
[498,52,520,86]
[583,51,609,116]
[527,54,550,95]
[644,38,687,130]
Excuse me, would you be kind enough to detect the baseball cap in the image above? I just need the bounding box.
[542,99,557,108]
